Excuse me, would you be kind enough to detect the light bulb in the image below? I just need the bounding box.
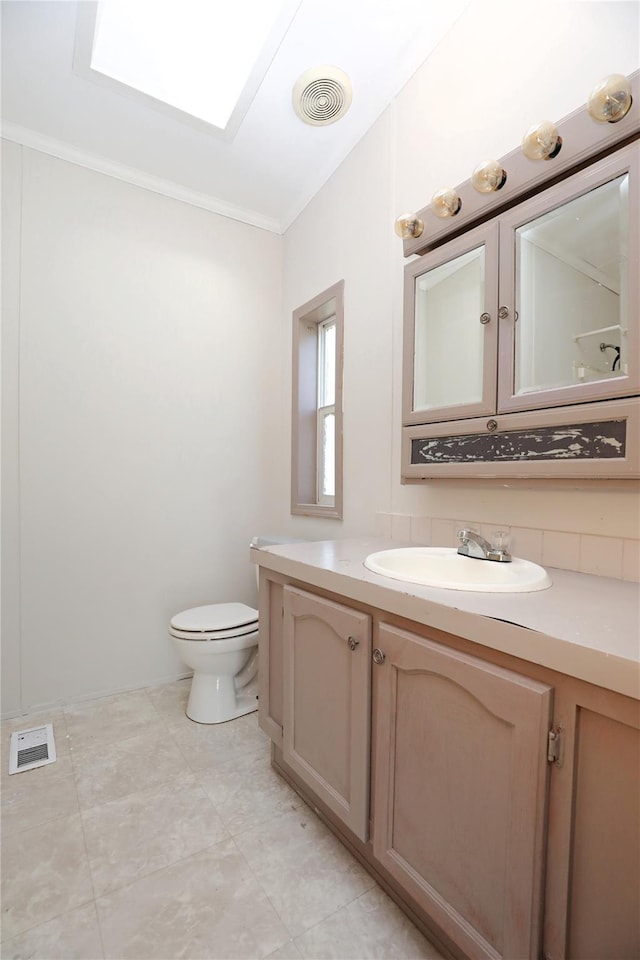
[587,74,632,123]
[471,160,507,193]
[394,213,424,239]
[430,188,461,219]
[521,121,562,161]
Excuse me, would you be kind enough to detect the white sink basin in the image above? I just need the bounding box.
[364,547,551,592]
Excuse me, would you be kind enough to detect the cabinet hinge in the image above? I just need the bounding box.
[547,727,563,766]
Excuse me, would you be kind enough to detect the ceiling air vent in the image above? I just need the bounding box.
[292,66,352,126]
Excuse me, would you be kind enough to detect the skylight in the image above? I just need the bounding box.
[85,0,299,134]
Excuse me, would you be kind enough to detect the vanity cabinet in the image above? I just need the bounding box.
[372,622,552,960]
[257,567,640,960]
[401,92,640,479]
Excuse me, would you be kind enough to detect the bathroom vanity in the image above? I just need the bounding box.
[251,538,640,960]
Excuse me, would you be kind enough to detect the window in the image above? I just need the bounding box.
[317,317,336,504]
[291,281,343,518]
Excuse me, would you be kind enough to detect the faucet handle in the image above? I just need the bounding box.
[492,530,510,550]
[490,530,512,561]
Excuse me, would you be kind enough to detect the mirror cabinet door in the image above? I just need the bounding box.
[498,145,639,412]
[403,224,499,425]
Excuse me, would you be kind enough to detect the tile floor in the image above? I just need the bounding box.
[1,679,445,959]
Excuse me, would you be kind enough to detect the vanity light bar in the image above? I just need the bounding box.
[397,70,639,258]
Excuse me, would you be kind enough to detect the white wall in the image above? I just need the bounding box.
[280,110,395,539]
[276,0,640,543]
[2,145,282,715]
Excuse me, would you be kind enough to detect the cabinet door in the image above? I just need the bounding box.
[403,222,499,426]
[497,142,639,414]
[372,623,552,960]
[543,685,640,959]
[568,707,640,958]
[282,586,371,841]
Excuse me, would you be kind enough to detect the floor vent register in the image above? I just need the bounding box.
[9,724,57,774]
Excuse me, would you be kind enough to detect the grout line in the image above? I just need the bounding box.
[90,900,107,960]
[0,778,80,840]
[227,832,299,943]
[75,768,196,817]
[0,899,99,950]
[89,835,235,905]
[230,797,379,944]
[63,709,106,954]
[68,718,244,901]
[0,782,96,948]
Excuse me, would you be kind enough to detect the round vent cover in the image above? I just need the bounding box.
[292,66,352,126]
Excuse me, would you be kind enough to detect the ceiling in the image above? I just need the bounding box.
[1,0,470,232]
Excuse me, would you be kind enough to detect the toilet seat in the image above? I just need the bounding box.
[169,602,258,642]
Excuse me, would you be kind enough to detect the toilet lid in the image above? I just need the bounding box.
[170,602,258,633]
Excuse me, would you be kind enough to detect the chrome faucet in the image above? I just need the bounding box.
[457,528,512,563]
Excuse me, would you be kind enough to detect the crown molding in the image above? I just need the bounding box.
[1,122,282,234]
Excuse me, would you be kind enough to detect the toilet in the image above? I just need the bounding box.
[170,536,298,724]
[170,602,259,724]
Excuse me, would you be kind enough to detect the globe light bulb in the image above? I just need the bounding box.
[521,121,562,161]
[587,74,633,123]
[394,213,424,239]
[471,160,507,193]
[430,188,461,219]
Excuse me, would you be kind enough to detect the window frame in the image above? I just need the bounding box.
[291,281,344,519]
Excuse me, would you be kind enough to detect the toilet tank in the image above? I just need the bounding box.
[250,535,306,588]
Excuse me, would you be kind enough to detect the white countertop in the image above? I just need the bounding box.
[250,537,640,701]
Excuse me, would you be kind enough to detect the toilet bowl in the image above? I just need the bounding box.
[170,602,259,724]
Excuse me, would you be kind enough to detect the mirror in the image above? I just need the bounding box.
[514,173,629,395]
[413,245,486,411]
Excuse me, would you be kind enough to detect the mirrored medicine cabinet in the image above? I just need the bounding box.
[400,71,639,480]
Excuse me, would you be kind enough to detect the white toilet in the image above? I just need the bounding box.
[170,602,259,724]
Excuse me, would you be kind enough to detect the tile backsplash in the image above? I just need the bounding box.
[376,513,639,582]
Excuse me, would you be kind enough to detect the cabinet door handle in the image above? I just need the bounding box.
[372,648,385,665]
[479,312,491,325]
[347,636,359,651]
[498,305,510,320]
